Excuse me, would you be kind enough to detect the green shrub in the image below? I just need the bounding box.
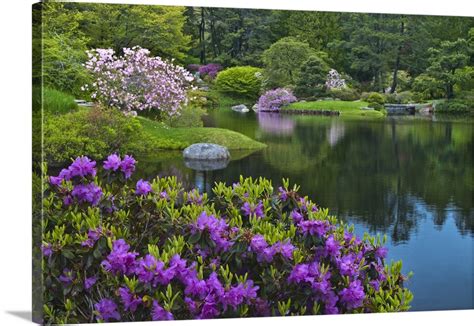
[360,92,370,102]
[436,99,472,113]
[412,73,444,100]
[41,107,156,165]
[33,87,78,115]
[367,92,385,110]
[329,88,360,101]
[166,105,207,128]
[294,56,329,98]
[215,66,263,99]
[383,93,397,104]
[395,91,415,104]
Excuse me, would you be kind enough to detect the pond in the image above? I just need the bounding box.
[137,109,473,311]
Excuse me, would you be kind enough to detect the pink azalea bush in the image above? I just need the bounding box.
[83,46,194,116]
[39,154,413,324]
[257,88,297,111]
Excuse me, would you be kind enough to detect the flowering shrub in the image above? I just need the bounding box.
[325,69,347,90]
[83,46,194,116]
[198,63,222,79]
[40,154,413,323]
[257,88,297,111]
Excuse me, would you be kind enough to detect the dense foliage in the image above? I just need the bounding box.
[40,155,412,324]
[84,46,194,116]
[262,37,317,88]
[40,107,157,165]
[214,66,263,99]
[294,56,330,98]
[33,3,474,111]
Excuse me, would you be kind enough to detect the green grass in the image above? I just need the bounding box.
[138,117,266,150]
[285,100,385,119]
[33,86,78,115]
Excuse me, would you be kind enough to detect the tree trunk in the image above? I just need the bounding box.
[390,21,405,94]
[199,8,206,64]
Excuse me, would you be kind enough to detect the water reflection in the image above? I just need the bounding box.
[326,120,346,147]
[257,112,295,135]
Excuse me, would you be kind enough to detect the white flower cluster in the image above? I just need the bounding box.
[325,69,347,90]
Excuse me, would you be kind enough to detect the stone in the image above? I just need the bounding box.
[231,104,249,113]
[252,104,259,112]
[183,143,230,161]
[360,107,374,111]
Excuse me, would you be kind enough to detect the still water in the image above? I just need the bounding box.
[139,109,474,311]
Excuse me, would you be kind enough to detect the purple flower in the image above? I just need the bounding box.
[41,243,53,257]
[59,268,75,285]
[103,153,121,171]
[192,212,233,252]
[49,176,63,186]
[120,155,136,179]
[324,235,341,257]
[335,254,360,278]
[81,227,102,248]
[323,290,339,314]
[135,179,152,196]
[199,298,219,319]
[257,88,297,111]
[63,195,73,206]
[375,246,388,260]
[298,220,331,237]
[278,186,289,201]
[198,63,222,79]
[152,300,174,320]
[206,272,225,297]
[272,240,295,260]
[58,168,72,181]
[118,287,142,312]
[339,280,365,310]
[288,263,310,283]
[290,209,304,223]
[95,298,120,322]
[71,182,103,206]
[241,201,264,218]
[101,239,138,275]
[84,276,97,290]
[68,156,97,178]
[250,234,268,252]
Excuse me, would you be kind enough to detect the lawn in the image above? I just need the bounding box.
[138,116,266,150]
[284,100,385,118]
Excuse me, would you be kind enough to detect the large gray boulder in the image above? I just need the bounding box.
[231,104,249,113]
[183,143,230,171]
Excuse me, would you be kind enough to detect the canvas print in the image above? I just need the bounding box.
[32,1,474,324]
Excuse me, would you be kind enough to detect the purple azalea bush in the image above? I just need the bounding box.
[83,46,194,116]
[257,88,297,111]
[41,154,413,323]
[198,63,222,79]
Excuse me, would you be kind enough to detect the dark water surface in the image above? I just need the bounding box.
[138,110,474,311]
